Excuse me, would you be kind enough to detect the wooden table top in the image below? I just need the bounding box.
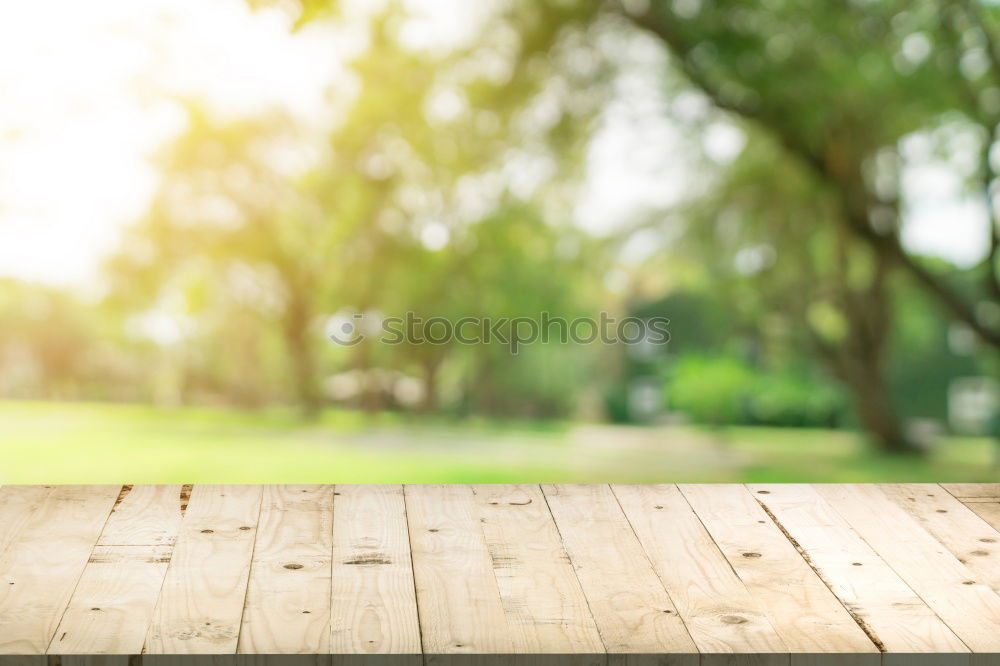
[0,484,999,665]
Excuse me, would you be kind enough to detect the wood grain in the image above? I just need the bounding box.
[750,483,970,659]
[542,484,698,665]
[96,484,185,547]
[145,485,263,654]
[0,483,997,663]
[330,484,420,658]
[50,485,184,654]
[404,484,513,661]
[679,484,879,662]
[0,485,54,559]
[0,485,120,654]
[613,484,787,665]
[942,484,1000,500]
[239,485,334,654]
[963,501,1000,533]
[815,484,1000,655]
[471,484,604,660]
[881,483,1000,595]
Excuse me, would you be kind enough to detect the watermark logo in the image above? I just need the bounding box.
[325,313,367,347]
[326,311,669,354]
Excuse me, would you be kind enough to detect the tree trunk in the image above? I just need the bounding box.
[419,354,441,414]
[623,6,1000,351]
[283,299,321,420]
[809,234,921,453]
[843,362,918,453]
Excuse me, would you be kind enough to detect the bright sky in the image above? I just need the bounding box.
[0,0,341,286]
[0,0,990,288]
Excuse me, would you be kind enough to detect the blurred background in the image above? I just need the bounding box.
[3,0,1000,482]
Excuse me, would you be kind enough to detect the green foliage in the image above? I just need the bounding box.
[0,280,138,402]
[668,355,754,425]
[96,2,613,419]
[602,384,632,424]
[633,290,734,355]
[748,372,844,428]
[636,0,967,155]
[6,0,1000,457]
[626,0,1000,395]
[667,355,845,428]
[889,281,982,422]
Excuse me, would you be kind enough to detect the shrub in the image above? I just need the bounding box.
[667,355,845,427]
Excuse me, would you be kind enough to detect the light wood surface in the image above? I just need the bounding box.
[813,484,1000,655]
[0,485,55,559]
[470,484,604,659]
[0,486,120,654]
[942,484,1000,500]
[677,484,879,663]
[330,484,420,657]
[51,485,183,654]
[880,484,1000,595]
[145,485,263,654]
[3,484,1000,665]
[748,484,970,659]
[613,484,787,659]
[239,485,334,654]
[541,484,698,662]
[405,484,514,659]
[964,501,1000,532]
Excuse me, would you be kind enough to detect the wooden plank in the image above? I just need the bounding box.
[97,484,186,546]
[145,485,263,654]
[2,482,1000,663]
[404,484,513,660]
[239,485,334,654]
[612,484,787,665]
[330,485,420,657]
[541,484,698,664]
[963,502,1000,533]
[470,484,604,659]
[0,485,120,654]
[678,484,879,662]
[942,484,1000,500]
[814,484,1000,654]
[0,485,54,558]
[881,484,1000,594]
[49,485,184,654]
[0,482,54,664]
[749,484,970,660]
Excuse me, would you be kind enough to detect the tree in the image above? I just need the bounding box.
[240,0,995,444]
[107,109,337,414]
[679,134,917,450]
[301,5,609,414]
[109,3,613,418]
[619,0,1000,352]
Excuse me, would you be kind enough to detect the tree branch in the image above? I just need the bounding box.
[620,0,1000,348]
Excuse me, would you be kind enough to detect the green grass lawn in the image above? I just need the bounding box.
[1,400,998,483]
